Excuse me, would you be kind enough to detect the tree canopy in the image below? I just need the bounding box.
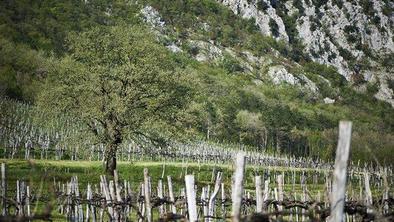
[37,25,192,174]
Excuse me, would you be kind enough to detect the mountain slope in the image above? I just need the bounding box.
[0,0,393,163]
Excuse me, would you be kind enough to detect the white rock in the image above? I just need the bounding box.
[140,6,165,31]
[268,66,299,85]
[166,44,182,53]
[189,40,223,62]
[217,0,289,41]
[323,97,336,104]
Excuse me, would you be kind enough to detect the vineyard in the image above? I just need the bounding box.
[1,0,394,221]
[0,99,393,221]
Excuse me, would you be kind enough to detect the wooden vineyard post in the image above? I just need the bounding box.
[208,172,222,222]
[1,163,6,216]
[158,179,164,217]
[263,179,269,212]
[144,168,152,222]
[277,174,284,220]
[382,169,389,214]
[232,153,245,222]
[167,176,176,214]
[255,176,263,213]
[328,121,352,222]
[221,183,226,217]
[185,175,198,222]
[100,175,114,219]
[364,171,373,215]
[26,185,31,217]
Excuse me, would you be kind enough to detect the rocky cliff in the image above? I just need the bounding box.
[217,0,394,105]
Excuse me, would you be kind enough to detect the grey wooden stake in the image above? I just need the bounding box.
[185,175,198,222]
[1,163,6,216]
[144,168,152,222]
[364,171,373,216]
[26,185,31,217]
[202,187,208,220]
[208,172,222,222]
[221,183,226,217]
[255,176,263,213]
[158,179,164,217]
[232,152,245,222]
[277,174,284,212]
[167,176,176,214]
[263,180,269,211]
[328,121,352,222]
[100,176,114,219]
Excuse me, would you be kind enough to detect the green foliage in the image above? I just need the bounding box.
[332,0,344,9]
[257,0,270,11]
[143,0,257,48]
[37,25,192,172]
[0,0,141,55]
[0,37,45,101]
[338,47,355,62]
[387,79,394,92]
[293,0,305,15]
[220,53,244,74]
[359,0,376,17]
[1,0,393,165]
[274,0,309,62]
[303,62,346,87]
[381,53,394,68]
[366,83,379,95]
[269,18,280,38]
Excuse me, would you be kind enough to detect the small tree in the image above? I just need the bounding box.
[37,25,191,174]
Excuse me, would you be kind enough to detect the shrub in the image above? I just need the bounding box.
[366,83,379,95]
[303,62,346,87]
[269,18,280,37]
[332,0,343,9]
[338,47,355,61]
[293,0,305,15]
[388,79,394,91]
[220,53,244,74]
[257,0,269,11]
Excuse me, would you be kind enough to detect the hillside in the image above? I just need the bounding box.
[0,0,393,164]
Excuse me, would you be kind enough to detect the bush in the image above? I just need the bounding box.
[269,18,280,37]
[388,79,394,91]
[303,62,346,87]
[220,53,244,74]
[293,0,305,15]
[366,83,379,95]
[338,47,355,61]
[257,0,269,11]
[332,0,343,9]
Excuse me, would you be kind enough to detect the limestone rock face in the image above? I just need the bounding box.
[218,0,289,41]
[268,66,319,93]
[217,0,394,105]
[268,66,299,85]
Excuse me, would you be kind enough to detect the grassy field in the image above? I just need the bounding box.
[1,159,327,194]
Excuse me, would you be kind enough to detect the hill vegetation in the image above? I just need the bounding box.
[0,0,393,165]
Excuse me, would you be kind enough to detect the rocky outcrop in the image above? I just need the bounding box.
[217,0,394,106]
[268,66,319,93]
[218,0,289,41]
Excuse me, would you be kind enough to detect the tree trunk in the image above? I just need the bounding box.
[105,144,118,176]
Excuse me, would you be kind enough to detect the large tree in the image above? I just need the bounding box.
[37,25,191,174]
